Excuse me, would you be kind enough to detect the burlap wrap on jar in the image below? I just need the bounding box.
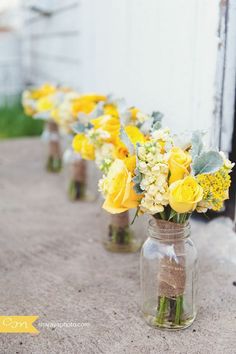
[71,159,87,185]
[47,120,61,159]
[154,219,187,298]
[110,211,129,229]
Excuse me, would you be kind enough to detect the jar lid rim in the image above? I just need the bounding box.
[148,218,190,237]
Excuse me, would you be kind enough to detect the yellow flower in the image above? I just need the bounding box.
[114,126,146,159]
[124,155,137,173]
[31,84,56,100]
[103,104,119,116]
[24,106,35,116]
[91,115,120,143]
[169,176,203,213]
[72,134,95,160]
[71,94,106,117]
[196,167,231,211]
[36,96,54,112]
[80,94,107,103]
[129,107,140,121]
[125,126,145,145]
[168,147,192,184]
[71,98,96,116]
[102,159,139,214]
[51,108,61,124]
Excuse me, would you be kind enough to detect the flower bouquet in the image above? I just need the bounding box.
[22,84,64,173]
[61,93,107,201]
[99,116,234,328]
[72,98,155,251]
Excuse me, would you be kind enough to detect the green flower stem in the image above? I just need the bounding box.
[46,156,62,173]
[112,226,132,245]
[156,296,167,324]
[174,295,183,325]
[68,180,86,200]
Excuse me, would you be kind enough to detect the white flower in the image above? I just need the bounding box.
[151,128,173,151]
[95,143,115,172]
[219,151,235,172]
[136,112,149,124]
[136,140,169,214]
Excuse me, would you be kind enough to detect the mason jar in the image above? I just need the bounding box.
[104,211,142,253]
[140,218,198,330]
[63,148,98,201]
[42,120,62,173]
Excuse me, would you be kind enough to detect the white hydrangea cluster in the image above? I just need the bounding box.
[137,141,169,214]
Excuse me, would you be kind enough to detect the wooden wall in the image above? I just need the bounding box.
[22,0,236,151]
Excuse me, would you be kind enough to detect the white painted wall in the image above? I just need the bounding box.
[80,0,224,147]
[0,31,22,104]
[0,5,23,104]
[22,0,82,89]
[22,0,236,151]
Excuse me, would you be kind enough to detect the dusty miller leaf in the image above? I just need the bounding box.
[191,131,204,160]
[120,126,135,155]
[192,151,224,175]
[133,183,144,195]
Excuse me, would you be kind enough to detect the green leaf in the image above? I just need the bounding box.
[168,208,177,221]
[192,151,224,175]
[131,208,139,225]
[133,183,143,195]
[140,115,153,135]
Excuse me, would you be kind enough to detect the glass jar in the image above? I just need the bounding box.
[63,148,98,201]
[42,120,62,173]
[104,211,142,253]
[140,218,198,330]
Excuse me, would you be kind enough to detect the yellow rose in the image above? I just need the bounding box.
[102,159,139,213]
[71,98,96,116]
[124,155,136,173]
[103,104,119,117]
[24,106,35,116]
[31,84,56,100]
[91,115,120,143]
[36,96,54,112]
[72,134,95,160]
[114,126,146,159]
[80,94,107,103]
[51,108,61,125]
[129,107,140,121]
[169,176,203,213]
[168,147,192,184]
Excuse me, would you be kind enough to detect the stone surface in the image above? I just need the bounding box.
[0,137,236,354]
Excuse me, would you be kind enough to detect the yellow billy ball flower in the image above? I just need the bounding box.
[169,176,203,213]
[196,168,231,211]
[72,134,95,160]
[168,147,192,184]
